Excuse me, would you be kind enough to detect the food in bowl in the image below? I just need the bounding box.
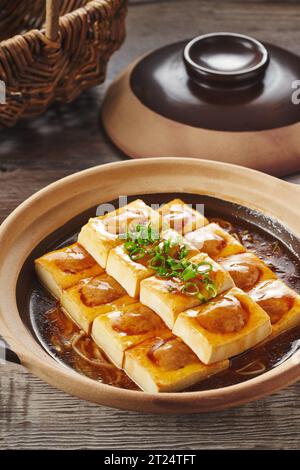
[34,198,300,393]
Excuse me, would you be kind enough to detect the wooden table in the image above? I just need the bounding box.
[1,0,300,450]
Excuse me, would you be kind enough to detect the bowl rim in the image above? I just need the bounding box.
[1,157,300,413]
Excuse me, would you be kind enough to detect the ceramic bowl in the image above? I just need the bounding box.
[1,158,300,413]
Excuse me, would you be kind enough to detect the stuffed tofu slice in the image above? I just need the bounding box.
[159,198,208,234]
[185,222,246,259]
[248,279,300,338]
[173,287,272,364]
[219,252,277,291]
[106,228,199,298]
[91,302,168,368]
[78,199,160,268]
[124,334,229,393]
[140,252,234,329]
[35,243,103,300]
[60,273,135,333]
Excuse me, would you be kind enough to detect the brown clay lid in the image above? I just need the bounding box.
[130,32,300,132]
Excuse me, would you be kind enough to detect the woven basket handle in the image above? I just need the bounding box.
[46,0,61,41]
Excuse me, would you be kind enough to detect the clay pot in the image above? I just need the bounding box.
[0,158,300,412]
[102,33,300,176]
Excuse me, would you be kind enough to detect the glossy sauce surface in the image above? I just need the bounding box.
[111,304,164,336]
[196,294,249,334]
[53,244,96,273]
[80,275,125,307]
[149,338,198,372]
[25,196,300,392]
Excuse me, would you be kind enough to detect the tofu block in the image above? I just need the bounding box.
[91,302,168,368]
[173,287,272,364]
[78,199,161,268]
[61,273,135,333]
[124,334,229,392]
[140,252,234,328]
[248,279,300,338]
[35,243,103,299]
[219,252,277,291]
[106,244,153,298]
[159,198,208,234]
[185,223,246,259]
[106,228,199,298]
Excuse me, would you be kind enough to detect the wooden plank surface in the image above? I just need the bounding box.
[1,0,300,450]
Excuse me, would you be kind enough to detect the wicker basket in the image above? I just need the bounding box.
[0,0,128,127]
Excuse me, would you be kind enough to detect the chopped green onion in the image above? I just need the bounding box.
[124,240,136,252]
[181,282,200,296]
[148,253,164,267]
[179,245,188,259]
[130,247,146,261]
[122,222,217,299]
[182,264,197,281]
[167,257,182,271]
[206,282,218,298]
[197,261,213,274]
[197,292,206,303]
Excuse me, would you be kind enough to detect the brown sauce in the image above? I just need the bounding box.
[26,196,300,392]
[40,304,138,390]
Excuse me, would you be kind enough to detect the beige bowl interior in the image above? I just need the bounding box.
[0,157,300,413]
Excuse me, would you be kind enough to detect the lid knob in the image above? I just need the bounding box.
[183,32,269,87]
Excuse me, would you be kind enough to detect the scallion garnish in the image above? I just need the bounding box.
[130,247,146,261]
[121,223,217,301]
[181,282,200,296]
